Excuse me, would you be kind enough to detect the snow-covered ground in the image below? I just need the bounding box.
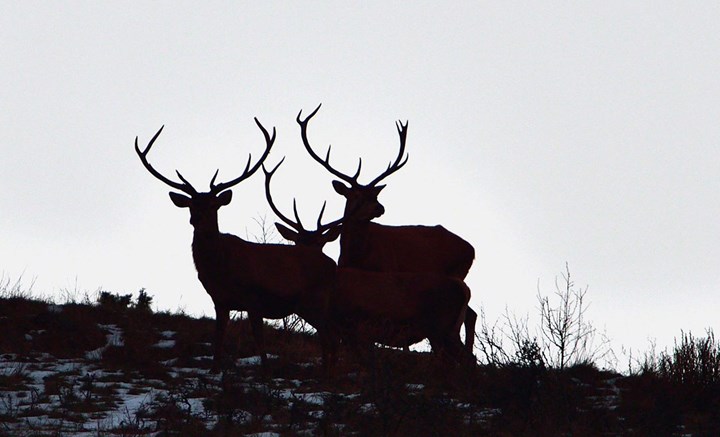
[0,322,501,435]
[5,299,685,435]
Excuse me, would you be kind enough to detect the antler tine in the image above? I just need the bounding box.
[315,200,345,233]
[211,117,276,194]
[367,120,410,187]
[298,104,361,187]
[135,125,198,195]
[316,201,327,229]
[175,170,197,190]
[209,169,220,187]
[296,103,322,125]
[351,157,362,181]
[292,199,304,229]
[262,158,303,231]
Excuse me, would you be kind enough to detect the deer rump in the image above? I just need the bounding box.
[192,233,336,323]
[332,268,470,351]
[339,223,475,280]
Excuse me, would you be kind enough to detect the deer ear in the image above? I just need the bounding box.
[332,180,350,196]
[372,185,386,196]
[169,192,192,208]
[323,225,342,243]
[217,190,232,206]
[275,223,299,242]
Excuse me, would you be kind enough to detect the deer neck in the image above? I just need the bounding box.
[338,219,373,267]
[191,221,221,240]
[190,225,224,268]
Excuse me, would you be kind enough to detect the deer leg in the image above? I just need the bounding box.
[318,328,339,379]
[429,335,456,367]
[213,306,230,372]
[249,312,267,368]
[464,307,478,354]
[428,334,446,359]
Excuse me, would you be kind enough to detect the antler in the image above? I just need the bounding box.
[263,158,304,232]
[210,117,276,194]
[135,125,199,195]
[314,200,344,233]
[297,104,363,187]
[367,120,409,187]
[298,105,409,188]
[263,158,344,233]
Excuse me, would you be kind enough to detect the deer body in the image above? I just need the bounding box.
[192,232,334,315]
[297,105,478,353]
[193,229,335,369]
[263,162,470,363]
[136,121,335,371]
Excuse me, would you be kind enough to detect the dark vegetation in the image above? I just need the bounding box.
[1,280,720,436]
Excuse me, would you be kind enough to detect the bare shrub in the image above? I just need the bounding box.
[475,263,611,370]
[245,213,282,245]
[475,307,510,367]
[537,263,612,370]
[0,272,35,299]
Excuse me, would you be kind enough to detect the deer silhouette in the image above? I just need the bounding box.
[297,105,478,354]
[135,121,336,371]
[263,161,471,362]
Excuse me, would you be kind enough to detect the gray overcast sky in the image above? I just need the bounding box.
[1,2,718,356]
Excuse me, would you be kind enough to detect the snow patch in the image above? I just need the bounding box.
[154,339,176,349]
[85,324,124,360]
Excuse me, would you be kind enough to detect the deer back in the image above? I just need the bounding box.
[195,234,335,298]
[338,222,475,279]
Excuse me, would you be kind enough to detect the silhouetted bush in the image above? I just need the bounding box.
[622,330,720,435]
[97,291,132,312]
[134,288,154,312]
[96,289,153,314]
[656,330,720,387]
[515,337,545,370]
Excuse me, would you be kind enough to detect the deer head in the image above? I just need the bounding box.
[263,158,342,248]
[297,104,408,223]
[135,119,275,233]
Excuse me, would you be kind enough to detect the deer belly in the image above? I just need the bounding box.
[356,318,426,347]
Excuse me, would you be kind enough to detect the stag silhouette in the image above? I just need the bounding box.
[135,121,336,371]
[263,161,471,362]
[297,105,478,354]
